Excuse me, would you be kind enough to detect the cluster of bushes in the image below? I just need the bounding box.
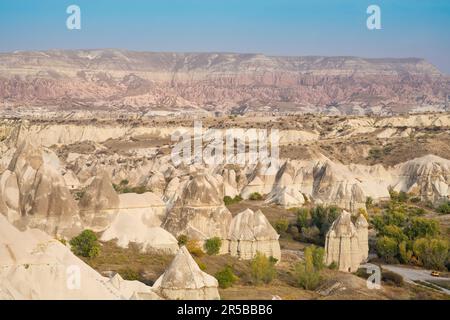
[437,201,450,215]
[69,230,101,258]
[381,270,404,287]
[112,179,152,194]
[74,189,86,200]
[118,267,143,282]
[294,245,325,290]
[215,265,239,288]
[177,235,222,256]
[250,252,277,285]
[223,195,243,206]
[249,192,263,201]
[274,219,289,235]
[293,205,341,245]
[185,239,204,257]
[204,237,222,255]
[373,202,449,270]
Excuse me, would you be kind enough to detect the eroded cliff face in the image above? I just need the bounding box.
[1,50,448,114]
[0,141,82,237]
[1,114,450,244]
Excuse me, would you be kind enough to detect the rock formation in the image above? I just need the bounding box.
[1,50,448,114]
[0,214,160,300]
[79,170,120,232]
[0,141,82,238]
[355,214,369,261]
[392,155,450,203]
[100,192,179,254]
[324,211,368,272]
[162,173,232,248]
[153,246,220,300]
[228,208,281,261]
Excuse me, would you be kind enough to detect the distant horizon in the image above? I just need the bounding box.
[1,0,449,73]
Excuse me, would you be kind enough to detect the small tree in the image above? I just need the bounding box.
[274,219,289,235]
[215,265,238,289]
[223,196,234,206]
[249,192,263,200]
[204,237,222,255]
[296,208,310,231]
[295,246,323,290]
[413,238,449,270]
[69,230,100,258]
[365,197,374,210]
[250,252,276,285]
[398,241,413,264]
[405,217,439,240]
[177,234,188,246]
[437,201,450,215]
[376,236,398,263]
[186,239,204,257]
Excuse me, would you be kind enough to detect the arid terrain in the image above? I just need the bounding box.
[0,108,449,300]
[1,49,449,116]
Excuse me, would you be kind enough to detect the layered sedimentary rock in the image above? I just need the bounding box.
[79,171,120,232]
[0,214,160,300]
[228,209,281,261]
[100,192,179,254]
[162,173,232,246]
[0,141,82,237]
[324,211,368,272]
[153,246,220,300]
[0,50,448,114]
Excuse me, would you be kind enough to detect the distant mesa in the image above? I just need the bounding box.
[0,49,448,115]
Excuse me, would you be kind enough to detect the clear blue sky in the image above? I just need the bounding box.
[1,0,449,73]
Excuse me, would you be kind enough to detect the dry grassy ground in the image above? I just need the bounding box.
[80,233,449,300]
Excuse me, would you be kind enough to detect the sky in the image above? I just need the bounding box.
[1,0,449,73]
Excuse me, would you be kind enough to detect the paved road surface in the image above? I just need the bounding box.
[381,264,450,295]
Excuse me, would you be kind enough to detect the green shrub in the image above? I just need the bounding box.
[365,196,374,209]
[223,196,234,206]
[382,271,404,286]
[274,219,289,235]
[405,217,439,239]
[250,252,276,285]
[376,236,398,263]
[294,246,323,290]
[296,208,310,231]
[223,195,243,206]
[177,235,188,246]
[437,201,450,215]
[311,246,325,271]
[69,230,101,258]
[234,195,243,202]
[249,192,263,200]
[120,179,129,186]
[74,189,86,201]
[186,240,204,257]
[381,225,408,243]
[413,238,449,270]
[196,260,207,271]
[204,237,222,255]
[310,205,340,236]
[328,261,338,270]
[118,268,141,281]
[300,226,321,244]
[410,197,421,204]
[354,268,370,279]
[399,241,413,264]
[215,265,238,289]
